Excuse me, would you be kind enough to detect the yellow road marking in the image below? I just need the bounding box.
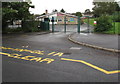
[48,52,56,55]
[0,46,64,57]
[53,52,64,57]
[39,58,55,64]
[1,46,119,74]
[21,56,35,60]
[108,70,120,74]
[61,58,120,74]
[0,46,44,55]
[29,57,42,62]
[0,52,54,64]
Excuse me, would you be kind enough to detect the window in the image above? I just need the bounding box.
[70,18,74,22]
[58,19,62,22]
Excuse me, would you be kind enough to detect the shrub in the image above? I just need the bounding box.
[94,15,113,32]
[113,12,120,22]
[22,20,40,32]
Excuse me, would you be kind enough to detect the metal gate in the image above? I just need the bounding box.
[50,16,81,33]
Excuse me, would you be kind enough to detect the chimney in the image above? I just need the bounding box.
[45,10,48,14]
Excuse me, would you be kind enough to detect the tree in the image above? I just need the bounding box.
[2,2,34,31]
[60,8,65,13]
[10,2,31,20]
[92,2,120,17]
[84,9,91,14]
[76,12,82,17]
[2,2,18,30]
[94,15,113,32]
[72,12,82,17]
[53,9,58,12]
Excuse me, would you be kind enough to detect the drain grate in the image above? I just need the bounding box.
[63,53,71,55]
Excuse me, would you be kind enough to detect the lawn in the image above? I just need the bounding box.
[103,22,120,34]
[83,18,95,26]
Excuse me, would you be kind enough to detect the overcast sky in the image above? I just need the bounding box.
[29,0,95,14]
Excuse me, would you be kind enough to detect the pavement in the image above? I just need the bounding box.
[68,32,120,53]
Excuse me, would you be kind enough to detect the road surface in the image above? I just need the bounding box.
[2,25,119,82]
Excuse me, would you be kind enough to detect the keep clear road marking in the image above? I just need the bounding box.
[0,52,55,64]
[0,46,63,57]
[1,46,120,75]
[61,58,120,75]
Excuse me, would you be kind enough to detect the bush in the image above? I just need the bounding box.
[22,20,40,32]
[113,12,120,22]
[94,15,113,32]
[2,20,41,33]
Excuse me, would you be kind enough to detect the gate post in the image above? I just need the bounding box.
[52,17,54,32]
[87,16,90,33]
[64,16,66,33]
[77,16,80,33]
[44,18,49,31]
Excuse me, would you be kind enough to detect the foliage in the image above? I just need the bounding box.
[112,12,120,22]
[3,27,23,33]
[84,17,120,34]
[84,18,95,26]
[75,12,82,17]
[92,2,120,17]
[94,15,113,32]
[22,21,40,32]
[60,8,65,13]
[53,9,58,12]
[103,22,120,34]
[2,2,33,31]
[84,9,91,14]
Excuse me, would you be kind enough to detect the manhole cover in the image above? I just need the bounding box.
[63,53,71,55]
[70,47,82,50]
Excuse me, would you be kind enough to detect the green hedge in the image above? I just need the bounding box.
[22,21,40,32]
[2,21,41,33]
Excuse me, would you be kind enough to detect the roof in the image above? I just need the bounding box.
[93,0,115,2]
[38,12,77,18]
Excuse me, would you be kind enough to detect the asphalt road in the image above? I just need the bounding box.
[2,25,119,82]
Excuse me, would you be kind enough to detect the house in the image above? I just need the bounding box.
[38,10,78,25]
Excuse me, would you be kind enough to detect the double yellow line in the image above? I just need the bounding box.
[61,58,120,74]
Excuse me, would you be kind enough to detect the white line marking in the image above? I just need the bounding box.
[70,47,82,50]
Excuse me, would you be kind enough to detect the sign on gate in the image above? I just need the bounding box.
[94,21,97,24]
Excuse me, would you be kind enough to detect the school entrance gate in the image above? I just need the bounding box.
[39,14,90,33]
[50,16,81,33]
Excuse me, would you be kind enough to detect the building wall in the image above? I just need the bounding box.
[57,16,78,25]
[49,13,57,24]
[39,12,78,25]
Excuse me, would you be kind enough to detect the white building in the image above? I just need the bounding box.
[38,10,78,25]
